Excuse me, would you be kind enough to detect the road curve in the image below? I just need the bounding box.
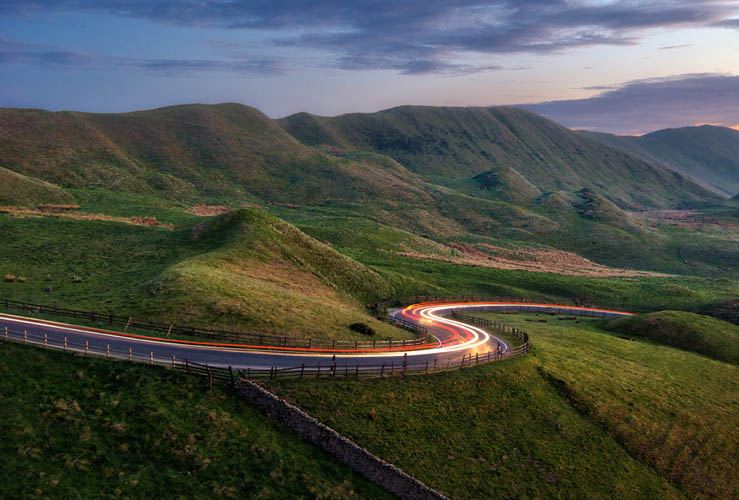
[0,302,633,370]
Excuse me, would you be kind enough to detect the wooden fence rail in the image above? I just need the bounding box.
[0,297,428,349]
[0,308,532,383]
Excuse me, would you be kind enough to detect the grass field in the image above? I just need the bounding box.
[269,313,738,498]
[2,206,738,340]
[0,210,411,341]
[0,342,389,499]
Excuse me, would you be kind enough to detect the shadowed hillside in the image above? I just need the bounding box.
[279,106,717,209]
[582,125,739,198]
[607,310,739,364]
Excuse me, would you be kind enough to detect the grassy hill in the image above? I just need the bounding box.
[270,313,738,498]
[279,106,717,209]
[0,342,388,498]
[0,104,435,207]
[3,103,735,277]
[0,166,74,206]
[144,208,406,339]
[607,310,739,364]
[582,125,739,198]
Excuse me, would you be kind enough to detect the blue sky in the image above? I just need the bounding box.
[1,1,738,133]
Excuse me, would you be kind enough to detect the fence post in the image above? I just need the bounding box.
[380,363,385,376]
[43,333,48,347]
[172,356,177,368]
[229,366,234,385]
[149,351,153,365]
[3,326,7,339]
[402,353,408,376]
[128,347,132,361]
[300,364,305,380]
[84,340,88,354]
[106,344,110,357]
[23,330,27,343]
[63,337,68,351]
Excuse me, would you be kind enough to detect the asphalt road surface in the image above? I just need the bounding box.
[0,301,631,370]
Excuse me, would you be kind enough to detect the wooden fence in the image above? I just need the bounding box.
[0,297,428,349]
[0,310,532,383]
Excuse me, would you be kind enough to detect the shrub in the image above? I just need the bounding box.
[17,276,26,283]
[72,275,83,283]
[3,274,15,282]
[349,322,376,336]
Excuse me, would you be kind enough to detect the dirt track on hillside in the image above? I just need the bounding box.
[400,242,668,278]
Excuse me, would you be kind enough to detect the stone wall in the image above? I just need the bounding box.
[233,379,447,500]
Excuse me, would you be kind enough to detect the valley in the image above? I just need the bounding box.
[1,102,737,499]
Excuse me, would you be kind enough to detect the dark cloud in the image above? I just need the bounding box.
[0,38,281,75]
[1,1,738,74]
[523,73,739,134]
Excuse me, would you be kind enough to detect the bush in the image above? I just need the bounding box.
[349,322,376,336]
[3,274,15,283]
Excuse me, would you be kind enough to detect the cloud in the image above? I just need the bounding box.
[2,1,738,74]
[522,73,739,134]
[712,17,739,28]
[659,44,692,50]
[0,38,281,75]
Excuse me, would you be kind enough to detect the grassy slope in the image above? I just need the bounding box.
[0,104,433,207]
[607,310,739,364]
[269,314,738,499]
[0,167,74,206]
[275,209,739,311]
[0,208,409,341]
[3,104,735,277]
[145,208,407,339]
[0,342,389,499]
[279,105,717,209]
[583,125,739,198]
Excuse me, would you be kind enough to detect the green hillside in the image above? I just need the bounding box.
[0,166,74,206]
[582,125,739,198]
[0,104,433,206]
[144,208,407,339]
[0,343,387,498]
[0,103,735,276]
[271,313,739,498]
[279,106,717,209]
[607,310,739,364]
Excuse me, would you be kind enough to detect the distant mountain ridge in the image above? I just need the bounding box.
[279,105,717,209]
[0,102,735,277]
[581,125,739,198]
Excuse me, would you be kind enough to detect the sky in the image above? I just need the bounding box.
[1,1,738,134]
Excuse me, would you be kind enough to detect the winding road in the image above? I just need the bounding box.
[0,301,632,371]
